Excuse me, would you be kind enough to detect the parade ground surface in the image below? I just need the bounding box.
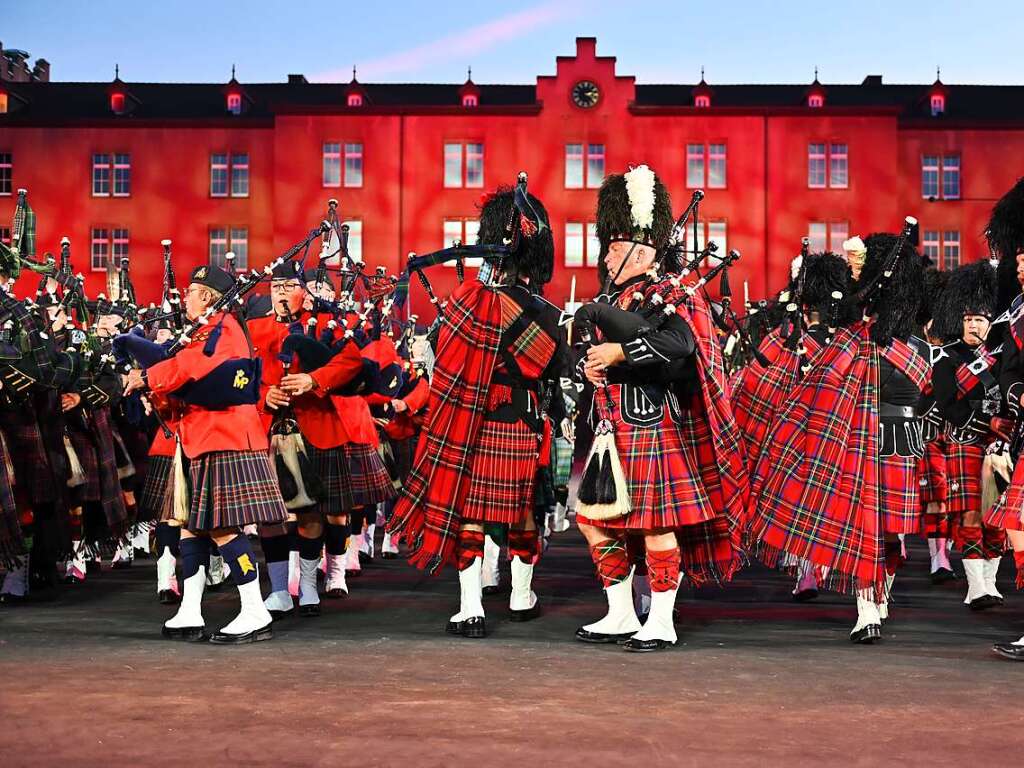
[3,535,1024,767]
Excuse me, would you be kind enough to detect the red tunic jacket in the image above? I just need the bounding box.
[248,312,366,449]
[383,372,430,440]
[146,312,268,459]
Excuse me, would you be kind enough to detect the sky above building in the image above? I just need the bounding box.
[5,0,1023,85]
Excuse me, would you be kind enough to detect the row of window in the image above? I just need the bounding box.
[0,147,964,199]
[0,220,967,275]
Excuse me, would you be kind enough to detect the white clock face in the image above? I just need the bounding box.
[572,80,600,109]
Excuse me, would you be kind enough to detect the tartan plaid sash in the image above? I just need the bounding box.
[881,338,929,392]
[746,322,885,597]
[951,345,998,397]
[388,281,503,573]
[655,279,749,583]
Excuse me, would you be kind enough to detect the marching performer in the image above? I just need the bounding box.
[574,165,747,652]
[248,261,364,618]
[930,260,1006,610]
[388,175,568,638]
[124,264,288,643]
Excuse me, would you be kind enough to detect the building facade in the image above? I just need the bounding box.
[2,37,1023,311]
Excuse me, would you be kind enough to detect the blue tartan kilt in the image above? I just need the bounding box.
[188,450,288,532]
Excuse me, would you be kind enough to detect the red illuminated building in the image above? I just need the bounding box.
[2,37,1024,311]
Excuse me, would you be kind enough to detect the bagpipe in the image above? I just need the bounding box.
[113,221,332,409]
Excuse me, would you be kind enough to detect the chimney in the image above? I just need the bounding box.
[287,74,308,85]
[32,58,49,82]
[861,75,883,87]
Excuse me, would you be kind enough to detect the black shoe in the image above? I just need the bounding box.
[482,585,502,596]
[509,603,540,622]
[793,588,818,602]
[208,622,273,644]
[381,552,399,560]
[358,551,373,566]
[930,567,957,584]
[445,619,465,635]
[111,560,133,570]
[162,624,207,641]
[850,623,882,644]
[992,641,1024,660]
[325,587,348,599]
[345,569,362,578]
[575,627,637,644]
[969,595,1000,611]
[299,603,321,617]
[0,592,27,605]
[461,616,486,638]
[86,560,101,574]
[269,607,294,621]
[622,637,675,653]
[133,548,151,560]
[158,589,180,605]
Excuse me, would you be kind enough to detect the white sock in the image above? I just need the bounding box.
[631,586,679,643]
[299,557,321,606]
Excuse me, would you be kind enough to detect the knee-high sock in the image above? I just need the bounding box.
[456,529,485,571]
[646,547,681,592]
[507,529,539,563]
[219,535,260,586]
[954,525,985,559]
[260,533,291,595]
[325,523,349,556]
[589,537,630,588]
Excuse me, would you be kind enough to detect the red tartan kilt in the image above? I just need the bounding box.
[461,418,539,525]
[188,450,287,531]
[879,453,920,534]
[945,442,984,513]
[578,393,716,531]
[138,454,173,523]
[983,457,1024,531]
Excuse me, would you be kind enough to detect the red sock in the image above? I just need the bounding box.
[647,547,682,592]
[590,538,630,588]
[455,528,485,571]
[954,525,984,559]
[507,529,538,562]
[884,540,904,576]
[982,525,1007,559]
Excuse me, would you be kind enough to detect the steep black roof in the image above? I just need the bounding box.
[2,78,1022,124]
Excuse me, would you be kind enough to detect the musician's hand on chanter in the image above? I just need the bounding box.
[265,385,292,410]
[123,369,147,396]
[583,365,606,387]
[281,373,316,396]
[61,392,81,412]
[391,399,408,413]
[585,342,625,372]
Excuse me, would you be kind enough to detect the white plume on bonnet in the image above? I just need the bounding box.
[624,164,656,233]
[790,255,803,280]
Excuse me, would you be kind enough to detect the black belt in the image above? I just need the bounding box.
[880,403,915,419]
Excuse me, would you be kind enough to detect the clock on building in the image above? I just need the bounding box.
[571,80,600,108]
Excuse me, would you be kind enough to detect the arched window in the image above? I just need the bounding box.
[462,93,478,108]
[347,93,363,107]
[808,94,824,108]
[694,94,710,108]
[930,94,945,116]
[227,93,242,115]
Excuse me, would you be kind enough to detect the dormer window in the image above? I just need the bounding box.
[110,92,125,114]
[462,93,478,108]
[227,93,242,115]
[808,94,824,108]
[694,94,710,108]
[930,94,945,116]
[347,92,363,107]
[0,92,7,114]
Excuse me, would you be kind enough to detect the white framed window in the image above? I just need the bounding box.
[829,144,848,189]
[696,221,728,262]
[90,228,110,271]
[442,218,482,265]
[942,156,960,200]
[210,153,229,197]
[808,93,824,108]
[230,153,249,197]
[227,93,242,115]
[564,222,584,267]
[0,227,10,246]
[586,144,605,189]
[111,228,129,267]
[92,154,111,196]
[323,142,341,187]
[808,144,826,189]
[462,93,478,108]
[347,93,363,107]
[922,155,940,199]
[443,143,484,189]
[931,94,945,116]
[0,153,10,196]
[829,221,849,253]
[586,222,601,267]
[694,94,710,108]
[343,143,363,188]
[112,153,131,197]
[565,144,584,189]
[209,227,228,266]
[565,144,603,189]
[922,230,940,263]
[229,228,248,270]
[808,222,828,253]
[686,144,704,188]
[942,230,960,270]
[708,143,727,189]
[342,219,362,263]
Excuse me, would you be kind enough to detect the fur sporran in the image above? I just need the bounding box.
[170,439,191,523]
[982,444,1014,514]
[576,417,631,521]
[271,424,322,510]
[64,434,87,488]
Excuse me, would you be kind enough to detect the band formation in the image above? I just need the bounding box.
[3,167,1024,659]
